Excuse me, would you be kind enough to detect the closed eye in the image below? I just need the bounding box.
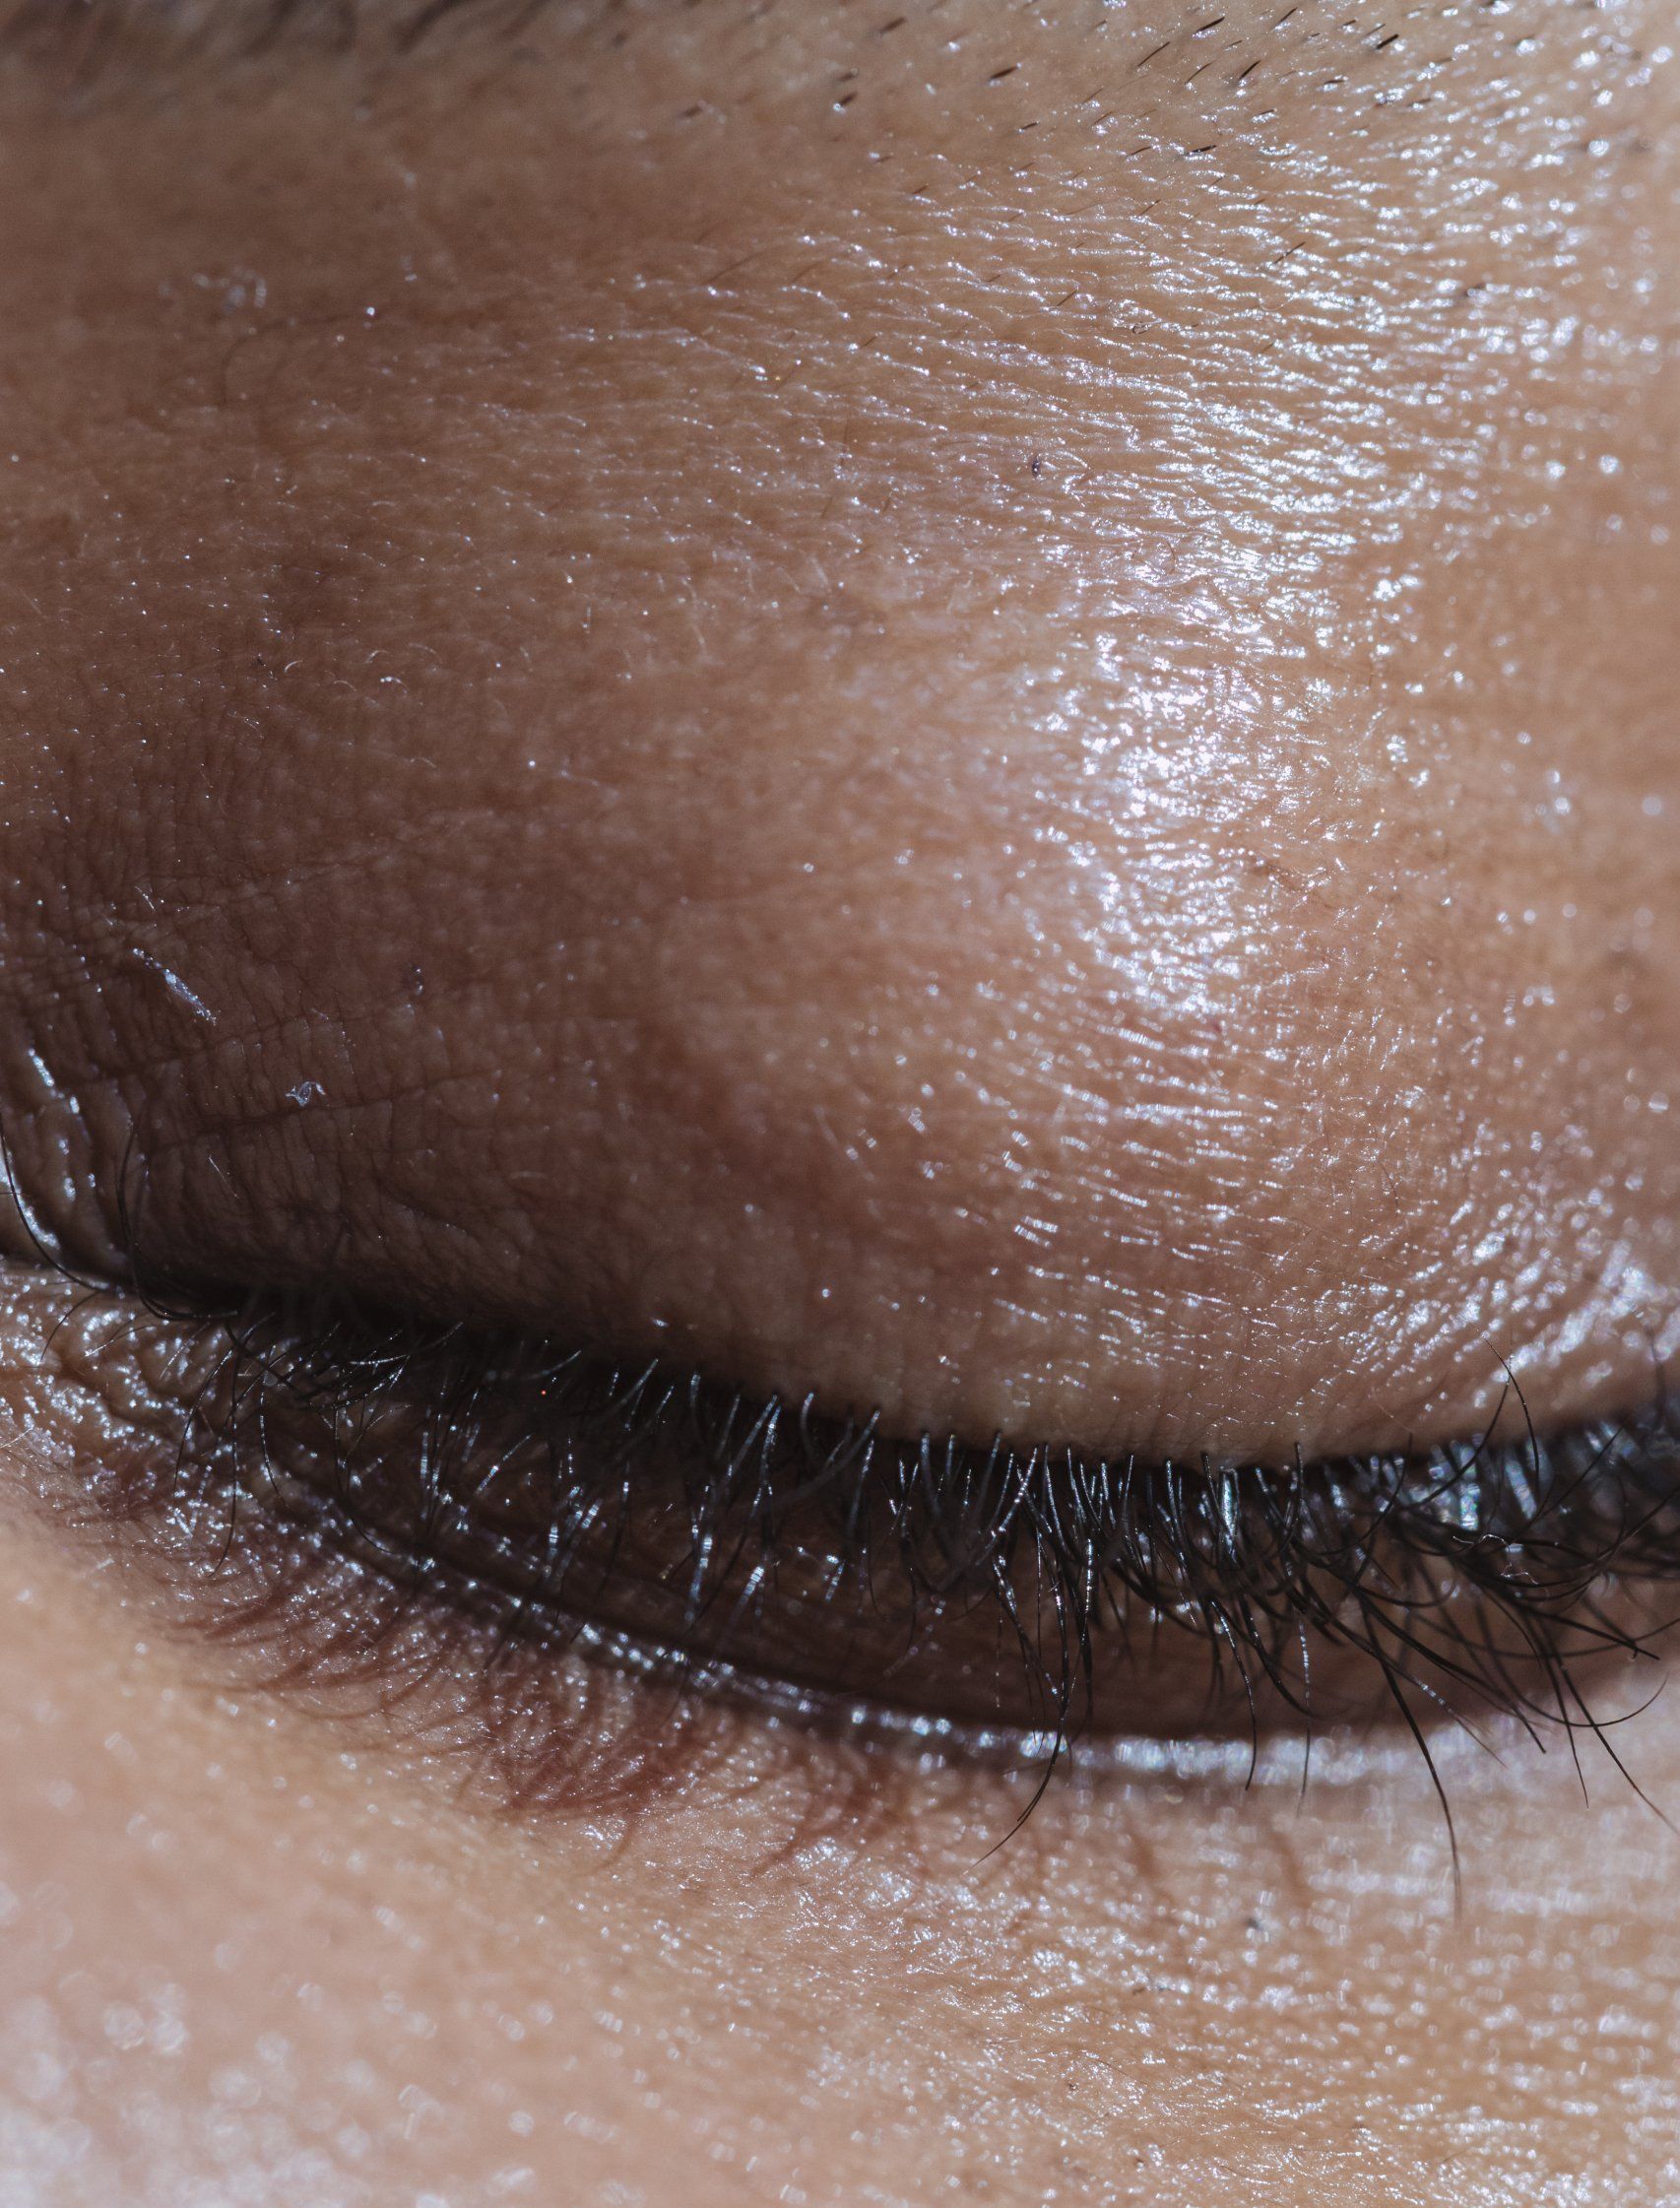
[11,1222,1680,1826]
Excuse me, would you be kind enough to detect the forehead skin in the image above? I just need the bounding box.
[0,0,1677,1459]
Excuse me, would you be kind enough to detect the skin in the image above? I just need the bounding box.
[0,1,1677,2200]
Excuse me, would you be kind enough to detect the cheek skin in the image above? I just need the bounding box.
[3,8,1679,1458]
[2,1439,1680,2208]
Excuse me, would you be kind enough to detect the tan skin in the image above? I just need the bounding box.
[0,2,1678,2200]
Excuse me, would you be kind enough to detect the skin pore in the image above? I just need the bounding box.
[0,2,1677,2201]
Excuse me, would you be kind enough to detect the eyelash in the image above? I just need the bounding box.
[41,1252,1680,1834]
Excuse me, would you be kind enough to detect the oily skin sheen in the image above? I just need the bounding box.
[0,1,1675,2201]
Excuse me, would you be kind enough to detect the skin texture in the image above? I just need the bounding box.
[0,2,1677,2201]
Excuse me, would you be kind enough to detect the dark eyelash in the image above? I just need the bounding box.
[115,1274,1680,1838]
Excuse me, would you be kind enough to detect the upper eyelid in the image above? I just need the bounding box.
[73,1232,1680,1481]
[3,1131,1659,1480]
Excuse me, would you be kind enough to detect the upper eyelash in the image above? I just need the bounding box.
[164,1280,1680,1827]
